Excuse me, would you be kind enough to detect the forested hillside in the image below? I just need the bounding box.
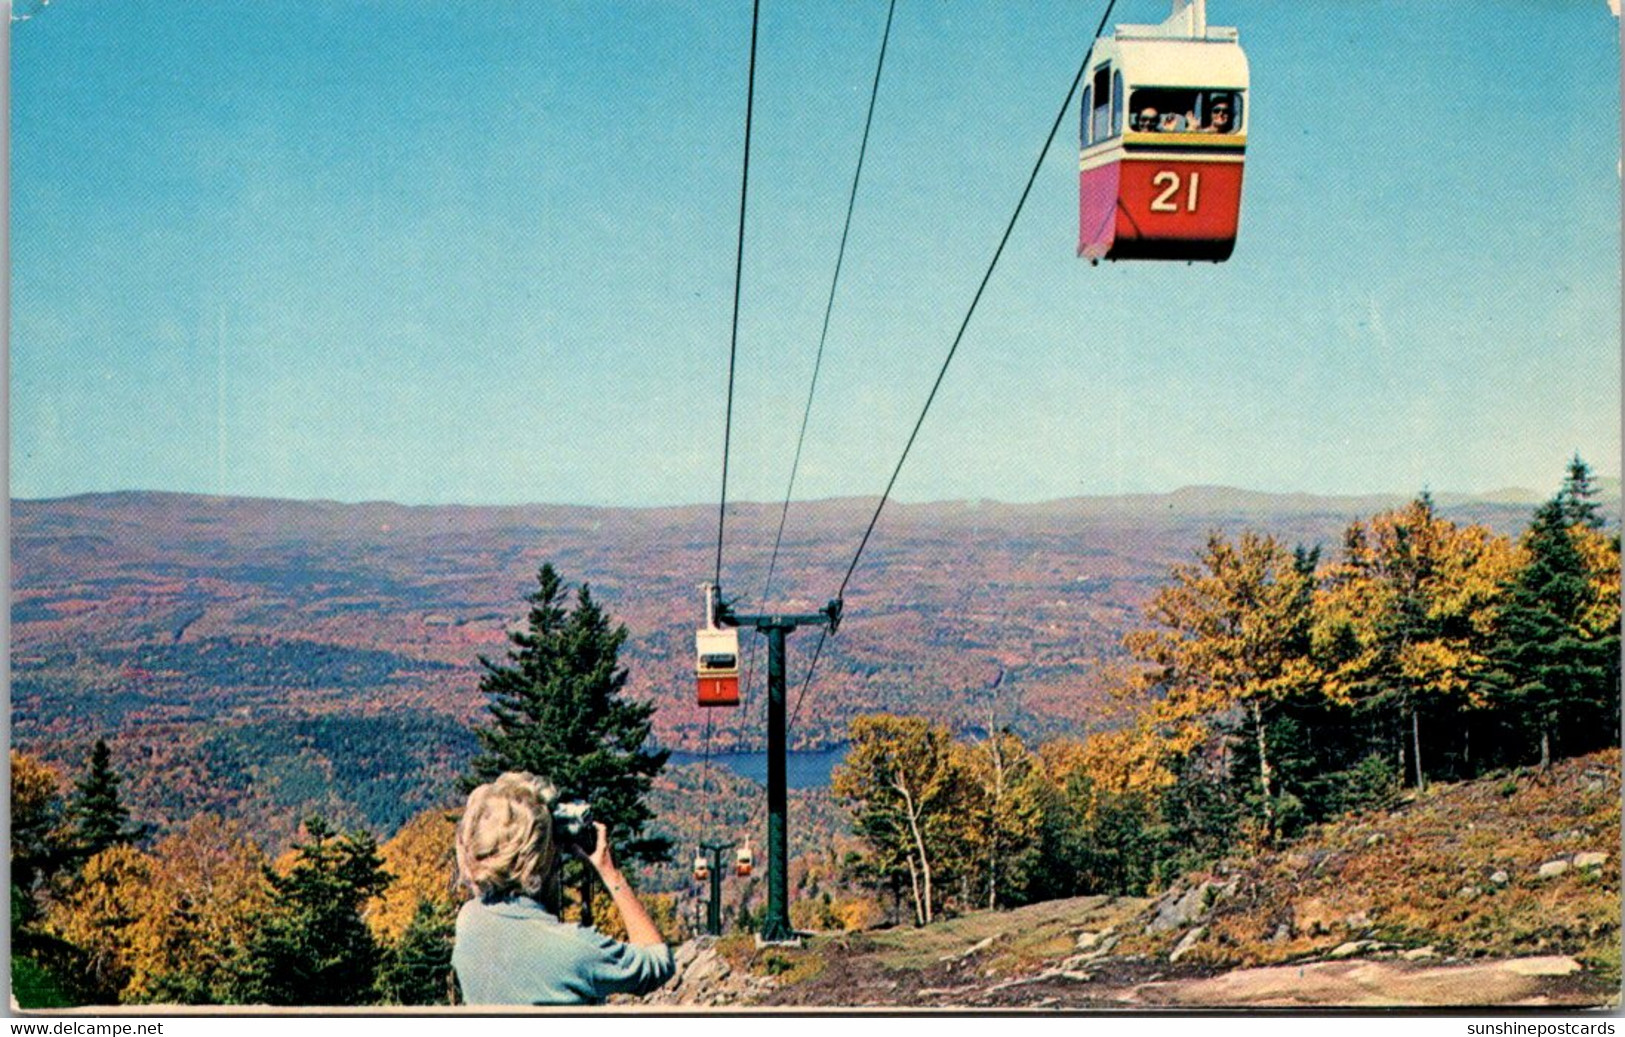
[10,484,1573,847]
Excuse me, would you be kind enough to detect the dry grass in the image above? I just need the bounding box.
[861,895,1138,975]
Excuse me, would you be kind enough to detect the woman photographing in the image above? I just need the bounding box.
[452,772,676,1005]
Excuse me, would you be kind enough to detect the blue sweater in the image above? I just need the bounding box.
[452,896,676,1006]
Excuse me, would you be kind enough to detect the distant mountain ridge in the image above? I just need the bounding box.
[23,478,1615,514]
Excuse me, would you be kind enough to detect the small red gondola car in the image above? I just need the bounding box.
[696,584,741,707]
[1079,0,1249,263]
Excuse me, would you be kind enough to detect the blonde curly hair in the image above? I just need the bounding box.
[456,772,559,901]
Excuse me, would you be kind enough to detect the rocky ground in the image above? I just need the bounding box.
[635,751,1621,1010]
[639,899,1612,1009]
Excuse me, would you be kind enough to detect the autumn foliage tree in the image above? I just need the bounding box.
[367,808,460,1006]
[41,845,151,1003]
[125,816,273,1004]
[11,751,67,928]
[951,731,1044,908]
[366,808,459,945]
[832,714,960,925]
[1119,531,1318,840]
[1315,495,1518,787]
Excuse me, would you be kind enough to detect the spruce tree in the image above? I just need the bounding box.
[1557,453,1605,530]
[464,563,670,920]
[376,899,457,1006]
[1484,497,1620,767]
[233,817,391,1006]
[66,739,142,862]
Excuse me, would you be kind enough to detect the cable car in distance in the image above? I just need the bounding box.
[1078,0,1248,263]
[694,852,711,883]
[736,839,754,877]
[696,583,741,707]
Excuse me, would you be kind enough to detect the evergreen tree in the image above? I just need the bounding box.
[464,563,671,921]
[66,740,143,863]
[232,817,391,1006]
[1557,453,1605,530]
[376,898,457,1006]
[1484,496,1621,767]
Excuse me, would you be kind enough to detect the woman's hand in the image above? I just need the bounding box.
[578,821,618,879]
[576,821,664,947]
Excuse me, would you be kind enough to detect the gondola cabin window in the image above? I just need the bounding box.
[1089,64,1113,143]
[1127,88,1243,134]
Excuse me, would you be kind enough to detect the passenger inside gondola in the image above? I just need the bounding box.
[1133,106,1160,131]
[1202,95,1235,133]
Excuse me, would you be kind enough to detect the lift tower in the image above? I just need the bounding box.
[716,594,842,944]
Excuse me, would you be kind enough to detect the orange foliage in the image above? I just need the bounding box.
[366,808,460,944]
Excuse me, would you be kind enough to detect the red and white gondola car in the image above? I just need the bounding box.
[1078,0,1249,263]
[696,583,741,707]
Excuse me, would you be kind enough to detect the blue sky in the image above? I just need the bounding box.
[10,0,1621,506]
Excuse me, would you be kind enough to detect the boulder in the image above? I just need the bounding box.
[646,940,739,1005]
[1146,879,1235,934]
[1169,927,1207,963]
[1574,851,1609,870]
[1329,940,1373,959]
[1536,859,1571,880]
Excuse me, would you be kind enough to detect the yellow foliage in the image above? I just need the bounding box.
[1318,500,1516,710]
[789,894,841,932]
[12,750,68,894]
[1573,526,1622,639]
[41,817,272,1004]
[11,750,64,825]
[1036,739,1089,783]
[1077,727,1179,798]
[43,844,154,1001]
[366,808,460,944]
[833,896,884,932]
[120,815,273,1003]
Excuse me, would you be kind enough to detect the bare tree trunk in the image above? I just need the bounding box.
[896,781,933,925]
[986,727,1006,910]
[1540,727,1551,771]
[904,854,923,927]
[1251,699,1275,840]
[1397,726,1406,785]
[1411,701,1426,791]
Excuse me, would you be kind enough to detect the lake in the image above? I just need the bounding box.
[665,746,849,790]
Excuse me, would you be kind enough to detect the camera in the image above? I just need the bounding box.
[552,800,596,852]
